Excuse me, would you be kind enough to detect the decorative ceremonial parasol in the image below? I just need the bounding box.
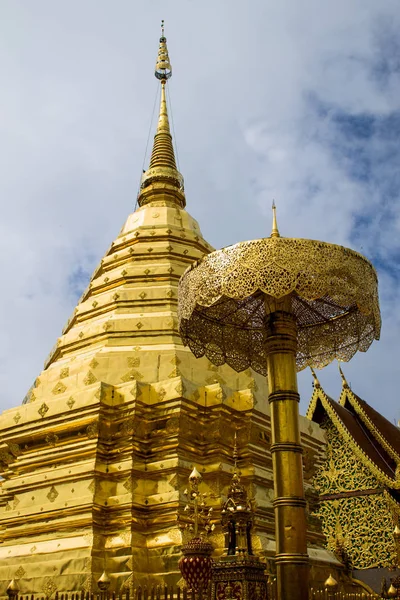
[178,206,380,600]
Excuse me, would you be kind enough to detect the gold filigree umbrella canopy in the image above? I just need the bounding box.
[178,207,380,600]
[178,233,380,374]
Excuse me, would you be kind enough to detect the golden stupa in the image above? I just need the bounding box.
[0,26,343,596]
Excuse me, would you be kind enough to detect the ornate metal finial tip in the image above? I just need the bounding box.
[97,571,111,592]
[271,200,280,238]
[233,431,238,457]
[189,467,202,483]
[155,21,172,80]
[338,362,349,388]
[310,367,320,388]
[7,580,19,593]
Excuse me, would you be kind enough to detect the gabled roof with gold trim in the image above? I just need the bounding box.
[306,371,399,489]
[338,371,400,464]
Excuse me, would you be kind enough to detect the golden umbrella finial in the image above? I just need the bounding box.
[271,200,280,238]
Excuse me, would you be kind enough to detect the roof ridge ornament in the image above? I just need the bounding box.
[338,362,349,389]
[310,367,321,389]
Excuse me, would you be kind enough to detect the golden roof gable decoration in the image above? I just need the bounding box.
[307,369,399,488]
[306,371,400,570]
[338,365,400,464]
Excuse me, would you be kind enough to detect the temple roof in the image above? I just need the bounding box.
[340,386,400,464]
[307,371,400,489]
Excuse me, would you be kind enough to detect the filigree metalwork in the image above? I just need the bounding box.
[313,420,397,569]
[314,421,379,494]
[179,467,214,538]
[178,237,380,373]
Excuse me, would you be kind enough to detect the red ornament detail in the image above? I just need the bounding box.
[179,538,213,591]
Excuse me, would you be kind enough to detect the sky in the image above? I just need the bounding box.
[0,0,399,423]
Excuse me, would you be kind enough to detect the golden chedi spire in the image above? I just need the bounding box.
[138,21,186,208]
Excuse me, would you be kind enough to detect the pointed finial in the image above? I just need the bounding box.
[324,574,338,589]
[394,524,400,538]
[138,26,185,207]
[338,362,349,389]
[233,431,238,473]
[310,367,320,389]
[155,21,172,81]
[97,570,111,592]
[271,200,280,238]
[6,580,20,600]
[189,466,202,485]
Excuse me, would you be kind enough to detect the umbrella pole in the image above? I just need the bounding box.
[265,295,309,600]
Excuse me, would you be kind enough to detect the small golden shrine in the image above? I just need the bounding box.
[211,437,268,600]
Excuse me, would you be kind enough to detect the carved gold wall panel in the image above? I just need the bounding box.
[313,419,398,569]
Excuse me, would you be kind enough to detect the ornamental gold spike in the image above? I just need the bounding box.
[155,20,172,81]
[179,467,214,539]
[338,362,349,389]
[324,574,338,588]
[310,367,321,388]
[271,200,280,238]
[138,22,185,207]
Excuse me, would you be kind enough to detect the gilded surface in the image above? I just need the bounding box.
[313,421,379,494]
[0,154,284,594]
[0,29,334,597]
[338,383,400,464]
[178,237,380,373]
[307,383,399,488]
[313,419,398,569]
